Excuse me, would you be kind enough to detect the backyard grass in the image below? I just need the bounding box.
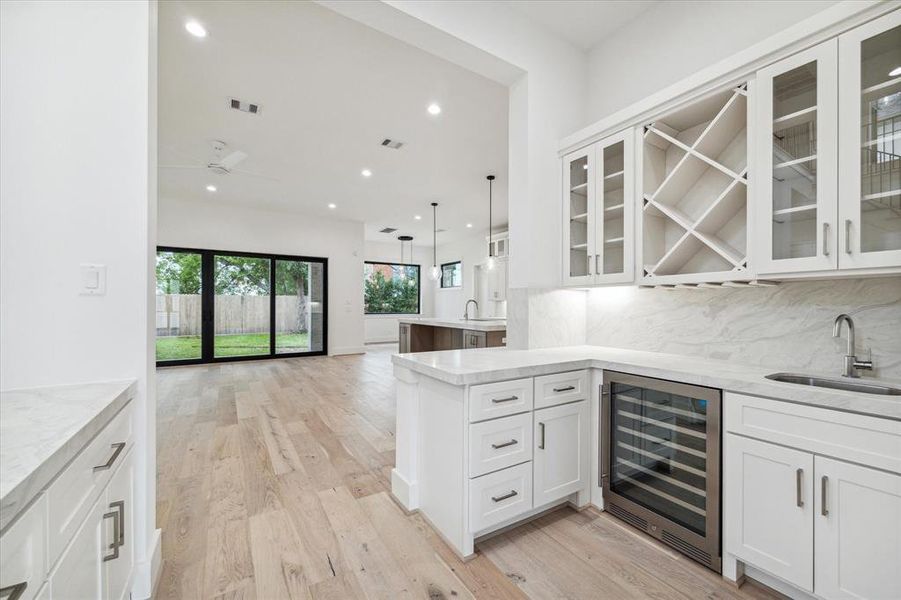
[156,333,309,361]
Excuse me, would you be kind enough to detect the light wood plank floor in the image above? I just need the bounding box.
[155,344,780,600]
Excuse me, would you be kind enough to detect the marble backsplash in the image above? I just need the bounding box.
[506,287,586,350]
[585,277,901,379]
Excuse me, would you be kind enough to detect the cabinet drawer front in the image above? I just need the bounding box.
[469,413,533,478]
[534,370,588,409]
[0,494,48,600]
[469,378,533,423]
[468,462,533,533]
[47,403,133,565]
[724,392,901,474]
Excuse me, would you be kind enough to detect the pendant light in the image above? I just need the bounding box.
[398,235,413,280]
[485,175,496,271]
[429,202,441,281]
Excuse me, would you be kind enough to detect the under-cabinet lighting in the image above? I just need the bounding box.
[361,169,372,177]
[890,66,901,77]
[205,184,217,192]
[185,20,207,38]
[466,223,473,228]
[414,215,421,220]
[427,103,442,115]
[328,203,336,209]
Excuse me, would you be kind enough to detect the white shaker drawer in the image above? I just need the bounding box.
[0,494,48,600]
[46,402,133,566]
[469,413,532,478]
[534,370,588,409]
[468,378,533,423]
[469,462,533,533]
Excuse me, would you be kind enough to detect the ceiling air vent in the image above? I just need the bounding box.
[229,97,262,115]
[381,138,404,150]
[380,227,397,234]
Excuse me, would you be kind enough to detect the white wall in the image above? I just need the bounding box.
[433,228,502,320]
[158,197,366,355]
[0,1,158,597]
[586,0,840,122]
[363,240,435,344]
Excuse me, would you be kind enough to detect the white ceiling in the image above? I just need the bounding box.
[158,1,508,245]
[506,1,660,50]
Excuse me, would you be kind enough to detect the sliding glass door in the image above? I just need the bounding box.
[156,247,327,365]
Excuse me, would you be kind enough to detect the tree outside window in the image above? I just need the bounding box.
[364,262,420,314]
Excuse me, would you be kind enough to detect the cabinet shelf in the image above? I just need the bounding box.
[604,236,625,246]
[773,204,817,222]
[642,84,750,283]
[773,105,817,130]
[570,182,588,195]
[571,212,589,222]
[570,242,588,250]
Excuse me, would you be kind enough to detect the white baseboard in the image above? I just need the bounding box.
[329,345,367,356]
[365,337,399,344]
[391,468,418,510]
[743,565,817,600]
[132,528,162,600]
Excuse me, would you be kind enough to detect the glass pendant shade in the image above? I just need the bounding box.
[429,265,441,281]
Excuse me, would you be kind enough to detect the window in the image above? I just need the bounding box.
[364,262,420,314]
[441,261,462,288]
[156,247,327,365]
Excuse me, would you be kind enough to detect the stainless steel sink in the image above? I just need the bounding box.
[766,372,901,395]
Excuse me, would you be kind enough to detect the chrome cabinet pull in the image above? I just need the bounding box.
[491,490,518,503]
[821,476,829,516]
[538,422,545,449]
[553,385,575,393]
[845,220,852,254]
[94,442,126,472]
[491,439,518,450]
[0,582,28,600]
[796,468,804,507]
[102,509,121,562]
[822,222,830,256]
[110,500,125,547]
[595,254,600,275]
[490,395,518,404]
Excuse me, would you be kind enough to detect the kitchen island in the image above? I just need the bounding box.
[398,317,506,353]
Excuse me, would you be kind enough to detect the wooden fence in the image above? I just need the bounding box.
[156,294,310,336]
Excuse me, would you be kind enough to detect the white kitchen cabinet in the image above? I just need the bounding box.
[563,130,635,286]
[485,257,507,302]
[0,495,47,600]
[533,400,590,507]
[837,10,901,269]
[754,40,838,274]
[105,450,134,600]
[814,456,901,600]
[724,392,901,599]
[49,494,106,600]
[724,434,814,591]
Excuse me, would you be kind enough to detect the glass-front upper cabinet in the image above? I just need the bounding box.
[562,129,634,286]
[755,40,838,274]
[563,146,595,285]
[838,10,901,269]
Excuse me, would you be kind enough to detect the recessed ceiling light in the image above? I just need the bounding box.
[427,103,442,115]
[328,203,337,209]
[361,169,372,178]
[206,184,217,192]
[890,66,901,77]
[414,215,422,220]
[185,20,207,38]
[466,223,473,228]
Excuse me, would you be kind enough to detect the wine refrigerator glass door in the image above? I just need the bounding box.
[601,371,721,572]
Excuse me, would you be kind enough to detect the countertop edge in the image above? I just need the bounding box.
[0,379,137,531]
[391,351,901,421]
[397,318,507,332]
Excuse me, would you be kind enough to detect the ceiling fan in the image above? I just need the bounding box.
[160,140,276,180]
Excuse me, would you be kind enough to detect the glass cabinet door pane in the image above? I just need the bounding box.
[609,381,709,536]
[858,24,901,254]
[601,141,625,274]
[772,61,819,260]
[569,156,590,277]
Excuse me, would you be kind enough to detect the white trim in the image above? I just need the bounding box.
[329,345,367,356]
[391,468,418,510]
[559,1,898,155]
[132,528,162,600]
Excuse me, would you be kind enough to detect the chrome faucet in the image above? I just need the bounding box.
[832,314,873,378]
[463,299,479,320]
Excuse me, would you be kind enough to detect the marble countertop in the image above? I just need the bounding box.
[397,317,507,332]
[0,379,136,531]
[392,345,901,421]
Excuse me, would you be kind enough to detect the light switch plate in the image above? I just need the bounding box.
[80,264,107,295]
